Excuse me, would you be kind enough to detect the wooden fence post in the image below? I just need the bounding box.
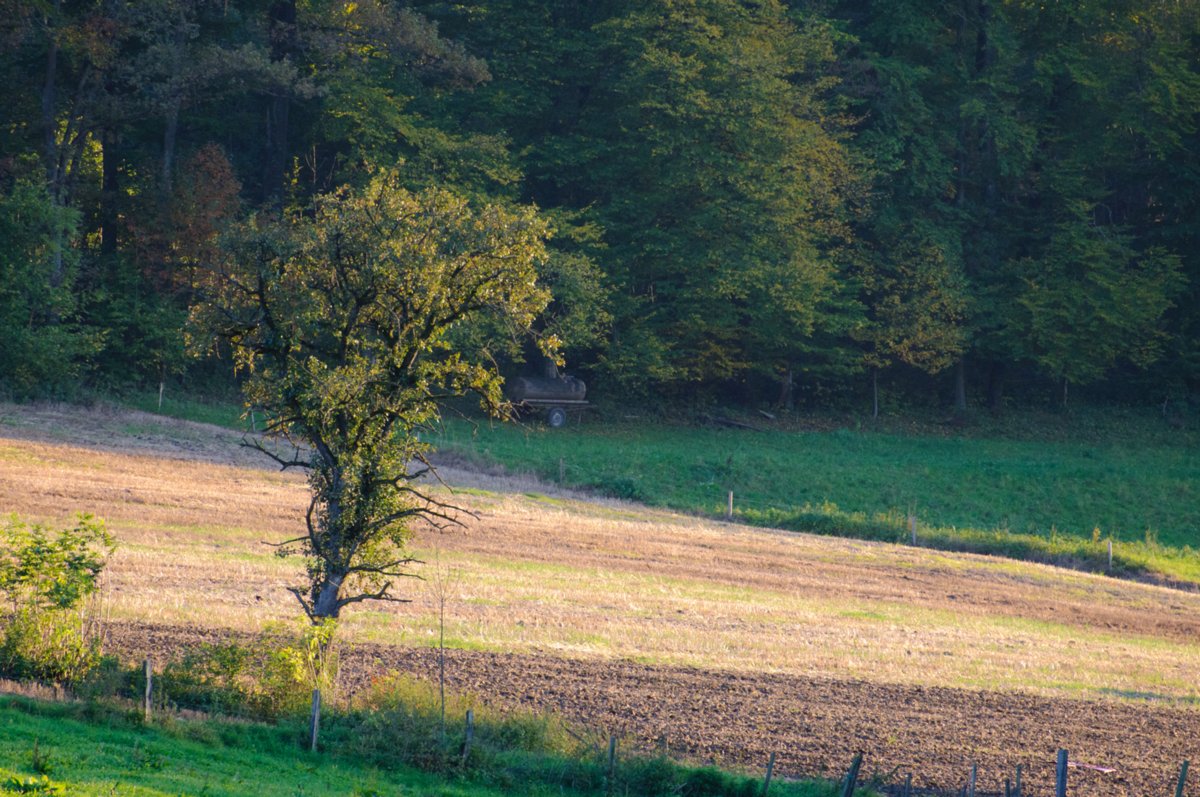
[143,657,152,721]
[461,709,475,767]
[309,689,321,752]
[559,457,565,484]
[840,752,863,797]
[1176,760,1190,797]
[1056,749,1068,797]
[727,491,734,520]
[761,752,775,797]
[1108,539,1113,573]
[606,735,618,796]
[909,515,917,545]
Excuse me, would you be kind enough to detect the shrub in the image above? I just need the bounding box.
[0,514,113,612]
[0,515,113,686]
[159,620,338,721]
[593,474,648,502]
[340,676,772,796]
[0,608,103,686]
[345,673,574,773]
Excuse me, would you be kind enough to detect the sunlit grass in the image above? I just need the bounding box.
[431,417,1200,585]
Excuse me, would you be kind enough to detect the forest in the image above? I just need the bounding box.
[1,0,1197,413]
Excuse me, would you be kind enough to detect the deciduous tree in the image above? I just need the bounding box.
[190,171,554,620]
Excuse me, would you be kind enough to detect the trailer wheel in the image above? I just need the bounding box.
[546,407,568,428]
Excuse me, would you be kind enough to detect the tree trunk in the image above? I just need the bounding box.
[954,359,968,415]
[871,367,879,420]
[311,573,345,620]
[986,360,1005,412]
[41,0,61,192]
[100,128,119,256]
[777,362,795,410]
[162,97,180,196]
[263,0,297,209]
[265,95,290,209]
[41,0,66,288]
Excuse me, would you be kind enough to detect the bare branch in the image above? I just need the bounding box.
[262,535,308,549]
[335,584,412,612]
[241,435,310,470]
[348,557,425,577]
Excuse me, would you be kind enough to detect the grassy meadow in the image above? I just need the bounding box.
[429,411,1200,584]
[0,697,436,797]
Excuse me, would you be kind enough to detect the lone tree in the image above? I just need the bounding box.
[190,173,554,620]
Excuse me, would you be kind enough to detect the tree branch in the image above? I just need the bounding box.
[335,583,412,612]
[241,435,310,469]
[348,557,424,577]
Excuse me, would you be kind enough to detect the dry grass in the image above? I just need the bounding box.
[1,402,1199,705]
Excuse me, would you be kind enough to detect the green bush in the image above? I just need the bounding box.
[680,766,761,797]
[0,514,113,612]
[0,515,113,686]
[341,673,576,774]
[0,608,103,686]
[2,774,66,796]
[159,620,338,721]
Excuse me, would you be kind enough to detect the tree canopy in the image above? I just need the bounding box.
[1,0,1197,409]
[190,172,556,619]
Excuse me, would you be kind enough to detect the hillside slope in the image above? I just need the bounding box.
[1,402,1198,794]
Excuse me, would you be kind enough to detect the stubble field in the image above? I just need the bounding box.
[1,402,1198,795]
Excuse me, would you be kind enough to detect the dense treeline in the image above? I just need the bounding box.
[1,0,1197,412]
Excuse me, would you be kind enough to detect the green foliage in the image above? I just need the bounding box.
[1,0,1199,410]
[0,515,113,613]
[78,255,190,389]
[160,620,338,721]
[346,673,571,772]
[325,674,831,796]
[2,774,65,796]
[190,171,556,619]
[1013,216,1183,388]
[0,515,112,686]
[0,609,103,688]
[587,0,859,389]
[0,182,95,399]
